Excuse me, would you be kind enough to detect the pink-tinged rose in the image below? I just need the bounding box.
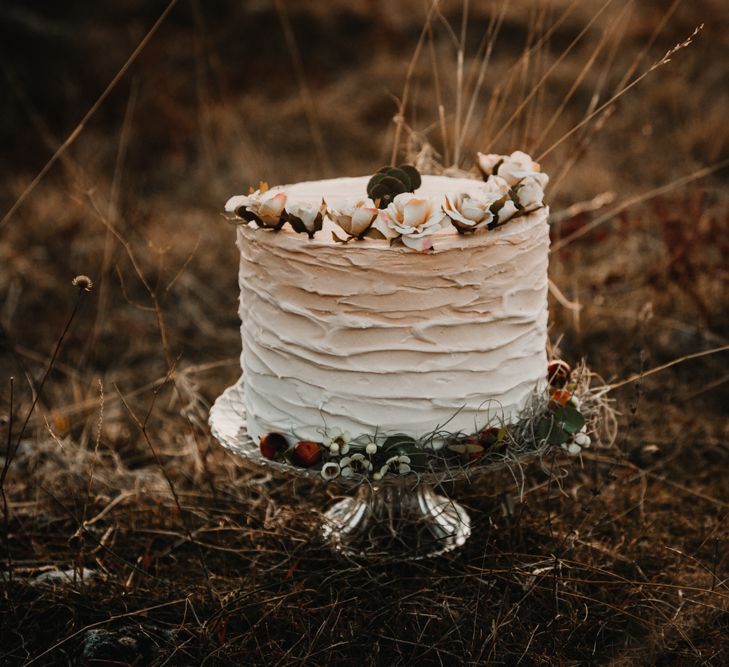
[373,193,447,251]
[443,190,499,233]
[329,198,379,238]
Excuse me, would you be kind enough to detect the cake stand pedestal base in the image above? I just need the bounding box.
[321,482,471,561]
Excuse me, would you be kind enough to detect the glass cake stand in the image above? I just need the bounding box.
[209,378,472,561]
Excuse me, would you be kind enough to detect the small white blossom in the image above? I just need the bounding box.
[384,455,412,475]
[373,193,448,251]
[320,462,341,480]
[365,442,378,455]
[340,453,373,478]
[574,432,591,448]
[562,442,582,456]
[323,427,351,456]
[329,198,379,238]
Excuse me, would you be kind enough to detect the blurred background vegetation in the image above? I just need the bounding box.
[1,1,728,664]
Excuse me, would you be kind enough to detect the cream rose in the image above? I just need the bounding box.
[476,152,502,177]
[497,151,548,187]
[514,175,545,212]
[285,199,326,238]
[443,190,499,233]
[373,193,448,251]
[224,190,288,229]
[329,198,379,239]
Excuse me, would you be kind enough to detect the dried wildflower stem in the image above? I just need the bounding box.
[0,0,179,230]
[550,156,729,253]
[458,0,506,163]
[489,0,615,153]
[391,1,439,166]
[0,285,89,493]
[452,0,469,167]
[114,369,214,591]
[530,0,630,155]
[2,377,14,576]
[538,24,704,161]
[426,18,450,165]
[609,344,729,391]
[272,0,330,173]
[476,0,581,151]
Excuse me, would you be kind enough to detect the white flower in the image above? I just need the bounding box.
[443,190,499,233]
[285,200,326,238]
[561,432,591,456]
[323,427,351,456]
[476,152,502,177]
[225,190,288,229]
[329,198,379,239]
[365,442,378,455]
[373,193,448,251]
[340,453,373,478]
[320,462,341,480]
[482,175,511,197]
[515,176,545,212]
[562,442,582,456]
[495,199,518,224]
[497,151,548,187]
[384,454,411,475]
[225,190,287,229]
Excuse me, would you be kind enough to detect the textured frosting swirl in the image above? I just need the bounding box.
[236,175,550,443]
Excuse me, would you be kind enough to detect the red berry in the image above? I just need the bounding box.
[259,432,288,460]
[549,389,572,409]
[547,360,571,387]
[292,440,322,467]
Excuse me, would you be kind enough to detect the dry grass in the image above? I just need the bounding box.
[1,0,729,664]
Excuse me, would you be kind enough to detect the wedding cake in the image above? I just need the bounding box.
[225,152,550,448]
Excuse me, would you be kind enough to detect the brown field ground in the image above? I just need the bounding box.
[1,1,728,664]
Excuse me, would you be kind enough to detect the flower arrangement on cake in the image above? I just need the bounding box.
[224,151,546,251]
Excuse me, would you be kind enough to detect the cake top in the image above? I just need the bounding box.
[225,150,548,252]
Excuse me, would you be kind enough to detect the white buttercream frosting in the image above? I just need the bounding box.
[235,175,550,443]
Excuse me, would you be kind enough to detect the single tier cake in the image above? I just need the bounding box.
[225,154,550,445]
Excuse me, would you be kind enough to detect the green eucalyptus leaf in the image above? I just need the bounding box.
[560,405,586,433]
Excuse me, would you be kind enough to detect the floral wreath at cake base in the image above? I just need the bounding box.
[224,150,548,252]
[257,360,617,482]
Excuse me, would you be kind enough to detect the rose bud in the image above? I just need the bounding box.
[259,432,288,460]
[547,360,572,387]
[549,389,572,410]
[292,440,322,467]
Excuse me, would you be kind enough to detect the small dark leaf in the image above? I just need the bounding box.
[398,164,422,189]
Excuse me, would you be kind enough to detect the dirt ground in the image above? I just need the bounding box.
[1,1,728,664]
